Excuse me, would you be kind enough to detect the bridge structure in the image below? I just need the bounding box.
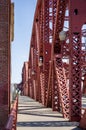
[0,0,86,130]
[22,0,86,123]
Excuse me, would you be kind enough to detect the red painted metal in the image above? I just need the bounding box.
[54,55,69,118]
[51,0,69,118]
[46,0,59,109]
[22,62,29,96]
[22,0,86,123]
[69,0,86,121]
[52,63,60,111]
[0,0,11,128]
[3,96,18,130]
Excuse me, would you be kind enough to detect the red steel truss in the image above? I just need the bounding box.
[22,0,86,122]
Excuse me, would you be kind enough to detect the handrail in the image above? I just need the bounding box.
[3,96,18,130]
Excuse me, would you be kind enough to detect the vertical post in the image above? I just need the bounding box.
[69,32,81,121]
[0,0,11,128]
[68,0,86,121]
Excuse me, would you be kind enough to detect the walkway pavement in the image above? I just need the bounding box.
[17,96,83,130]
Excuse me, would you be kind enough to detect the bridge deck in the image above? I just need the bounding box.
[17,96,84,130]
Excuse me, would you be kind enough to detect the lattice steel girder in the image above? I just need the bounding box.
[27,0,86,122]
[69,0,86,121]
[35,1,45,103]
[51,0,69,118]
[54,55,69,118]
[52,62,60,111]
[53,0,68,54]
[45,0,58,108]
[41,0,52,105]
[44,43,51,105]
[28,0,45,102]
[46,61,52,108]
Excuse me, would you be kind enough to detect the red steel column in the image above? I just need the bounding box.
[43,0,51,105]
[69,0,86,121]
[51,0,60,111]
[52,0,69,118]
[0,0,11,128]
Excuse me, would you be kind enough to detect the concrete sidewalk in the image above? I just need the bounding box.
[17,96,81,130]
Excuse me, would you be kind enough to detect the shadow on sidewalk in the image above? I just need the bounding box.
[18,110,63,118]
[17,121,79,127]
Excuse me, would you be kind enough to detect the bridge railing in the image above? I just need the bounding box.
[3,96,18,130]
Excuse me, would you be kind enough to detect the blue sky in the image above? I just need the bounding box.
[11,0,37,83]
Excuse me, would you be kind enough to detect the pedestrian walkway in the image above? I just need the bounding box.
[17,96,82,130]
